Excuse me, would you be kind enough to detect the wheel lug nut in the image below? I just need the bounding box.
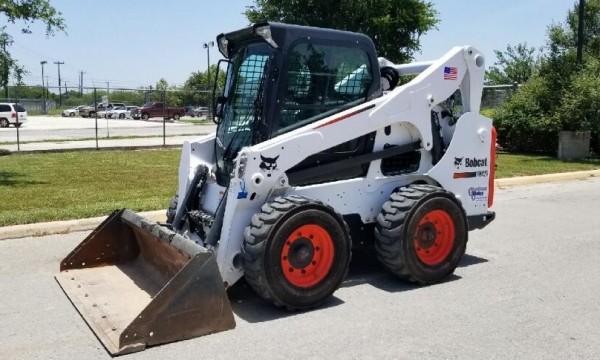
[289,267,294,272]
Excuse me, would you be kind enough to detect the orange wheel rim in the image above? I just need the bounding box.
[281,224,334,288]
[414,210,455,266]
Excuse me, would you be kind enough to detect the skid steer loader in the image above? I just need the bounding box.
[56,22,496,355]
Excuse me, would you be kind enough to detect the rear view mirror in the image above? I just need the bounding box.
[214,96,226,124]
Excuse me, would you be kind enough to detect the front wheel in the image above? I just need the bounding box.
[243,196,351,310]
[118,113,125,119]
[69,112,75,117]
[374,184,468,284]
[173,114,181,121]
[0,118,9,128]
[141,113,149,121]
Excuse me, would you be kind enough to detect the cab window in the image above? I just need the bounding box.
[276,42,373,135]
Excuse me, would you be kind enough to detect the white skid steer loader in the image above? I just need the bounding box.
[56,23,496,355]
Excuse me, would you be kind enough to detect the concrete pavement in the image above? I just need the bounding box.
[1,169,599,241]
[2,177,600,359]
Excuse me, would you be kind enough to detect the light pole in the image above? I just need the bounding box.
[40,61,47,113]
[203,41,214,108]
[54,61,64,106]
[577,0,586,65]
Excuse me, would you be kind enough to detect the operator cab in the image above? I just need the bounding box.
[213,22,381,186]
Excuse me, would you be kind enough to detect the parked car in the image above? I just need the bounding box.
[139,102,186,121]
[193,106,211,117]
[0,103,27,128]
[130,107,141,120]
[62,105,86,117]
[107,106,129,119]
[79,102,126,117]
[126,106,140,118]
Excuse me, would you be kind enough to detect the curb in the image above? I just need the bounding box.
[1,169,599,241]
[494,169,600,188]
[0,210,166,241]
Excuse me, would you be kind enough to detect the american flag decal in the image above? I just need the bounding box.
[444,66,458,80]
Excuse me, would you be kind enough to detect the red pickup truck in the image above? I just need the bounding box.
[139,102,186,121]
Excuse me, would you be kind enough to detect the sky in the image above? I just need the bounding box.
[5,0,575,90]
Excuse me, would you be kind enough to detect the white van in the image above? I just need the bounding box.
[0,103,28,128]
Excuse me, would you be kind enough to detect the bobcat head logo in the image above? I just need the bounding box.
[454,157,464,169]
[259,154,279,177]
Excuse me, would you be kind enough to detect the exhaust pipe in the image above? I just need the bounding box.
[55,209,235,355]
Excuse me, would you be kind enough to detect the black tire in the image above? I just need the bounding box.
[243,195,352,310]
[374,184,468,284]
[173,114,181,121]
[0,118,9,128]
[166,195,178,224]
[118,113,125,119]
[142,113,149,121]
[69,112,75,117]
[89,111,96,117]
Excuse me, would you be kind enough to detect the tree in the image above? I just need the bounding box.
[244,0,438,63]
[547,0,600,58]
[0,0,66,97]
[492,0,600,154]
[183,65,226,106]
[485,43,539,85]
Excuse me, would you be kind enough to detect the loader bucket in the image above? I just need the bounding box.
[55,209,236,355]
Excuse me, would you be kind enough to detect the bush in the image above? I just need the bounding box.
[493,76,563,153]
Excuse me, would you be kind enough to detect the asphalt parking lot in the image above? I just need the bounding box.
[1,178,599,359]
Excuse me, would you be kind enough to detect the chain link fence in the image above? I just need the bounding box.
[1,83,517,152]
[0,86,216,152]
[482,83,519,110]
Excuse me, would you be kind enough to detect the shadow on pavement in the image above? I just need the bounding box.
[229,249,487,324]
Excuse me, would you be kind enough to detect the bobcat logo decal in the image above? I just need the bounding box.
[454,157,464,169]
[259,154,279,177]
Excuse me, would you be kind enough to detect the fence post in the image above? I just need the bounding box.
[163,90,166,146]
[94,88,99,150]
[16,108,20,151]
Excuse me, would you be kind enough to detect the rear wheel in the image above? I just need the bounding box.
[374,184,467,284]
[243,196,351,310]
[0,118,9,127]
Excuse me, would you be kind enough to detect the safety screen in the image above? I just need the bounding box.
[223,49,270,134]
[215,42,272,185]
[277,42,373,134]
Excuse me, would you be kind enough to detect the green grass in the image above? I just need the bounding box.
[0,150,599,227]
[0,149,180,227]
[496,153,600,178]
[0,133,195,145]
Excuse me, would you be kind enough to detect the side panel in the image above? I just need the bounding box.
[175,134,217,216]
[428,112,493,216]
